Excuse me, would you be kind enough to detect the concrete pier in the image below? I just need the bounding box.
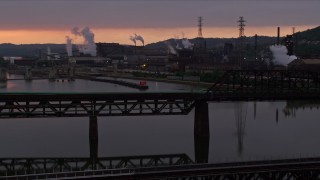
[68,66,75,79]
[24,68,32,80]
[0,68,7,81]
[194,100,210,163]
[194,100,209,138]
[48,68,57,80]
[89,116,98,169]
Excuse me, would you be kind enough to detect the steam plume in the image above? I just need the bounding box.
[181,38,194,49]
[71,27,81,36]
[166,41,177,55]
[129,33,145,46]
[71,26,96,56]
[270,45,297,66]
[66,36,73,57]
[129,35,137,46]
[134,34,145,46]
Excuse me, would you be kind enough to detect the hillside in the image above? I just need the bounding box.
[0,26,319,57]
[0,43,66,57]
[294,26,320,57]
[145,36,277,50]
[295,26,320,42]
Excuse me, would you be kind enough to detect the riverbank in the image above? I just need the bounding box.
[105,73,215,88]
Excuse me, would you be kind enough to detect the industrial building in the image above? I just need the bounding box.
[288,59,320,72]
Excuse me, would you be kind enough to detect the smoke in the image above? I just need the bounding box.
[135,33,145,46]
[129,35,136,46]
[269,45,297,66]
[71,26,96,56]
[176,43,182,50]
[181,38,194,49]
[166,41,177,55]
[173,35,182,50]
[129,33,145,46]
[71,27,81,36]
[66,36,73,57]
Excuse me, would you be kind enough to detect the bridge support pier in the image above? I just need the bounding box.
[24,67,32,80]
[49,68,57,80]
[89,116,98,169]
[194,100,210,163]
[0,68,7,81]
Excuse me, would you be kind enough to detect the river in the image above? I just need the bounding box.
[0,76,319,164]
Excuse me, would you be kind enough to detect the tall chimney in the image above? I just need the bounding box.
[254,34,258,60]
[277,27,280,45]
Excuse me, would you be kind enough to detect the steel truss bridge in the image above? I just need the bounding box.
[1,70,320,118]
[207,70,320,100]
[2,70,320,179]
[0,92,200,118]
[0,154,193,176]
[5,157,320,180]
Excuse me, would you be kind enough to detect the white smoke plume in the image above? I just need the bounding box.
[71,26,96,56]
[134,33,145,46]
[129,33,145,46]
[176,43,182,50]
[66,36,73,57]
[81,27,96,56]
[270,45,297,66]
[181,38,194,50]
[166,41,177,55]
[173,35,182,50]
[71,27,81,36]
[129,35,137,46]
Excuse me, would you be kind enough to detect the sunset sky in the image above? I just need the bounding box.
[0,0,319,45]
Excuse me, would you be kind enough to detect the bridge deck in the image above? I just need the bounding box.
[4,157,320,179]
[0,92,203,118]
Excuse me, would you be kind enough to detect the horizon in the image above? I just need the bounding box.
[0,25,317,45]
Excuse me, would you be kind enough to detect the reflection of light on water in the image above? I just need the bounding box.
[155,82,158,90]
[3,81,16,89]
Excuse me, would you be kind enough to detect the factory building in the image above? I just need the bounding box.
[288,59,320,72]
[68,57,111,66]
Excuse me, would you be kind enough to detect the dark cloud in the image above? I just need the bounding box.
[0,0,318,30]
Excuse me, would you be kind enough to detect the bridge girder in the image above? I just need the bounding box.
[207,70,320,100]
[0,93,199,118]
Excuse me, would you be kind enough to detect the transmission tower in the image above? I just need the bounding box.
[238,16,246,38]
[198,17,203,38]
[237,16,246,69]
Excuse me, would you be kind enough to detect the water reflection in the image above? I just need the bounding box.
[234,102,248,156]
[283,100,320,117]
[0,114,201,176]
[2,79,320,172]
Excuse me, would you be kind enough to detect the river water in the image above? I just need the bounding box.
[0,76,319,164]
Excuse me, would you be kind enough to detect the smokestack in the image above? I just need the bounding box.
[254,34,257,60]
[277,27,280,45]
[47,47,51,61]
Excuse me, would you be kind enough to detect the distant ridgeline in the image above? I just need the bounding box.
[0,26,319,58]
[0,43,67,57]
[294,26,320,58]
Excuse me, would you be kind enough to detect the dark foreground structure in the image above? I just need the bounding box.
[3,157,320,179]
[1,70,320,179]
